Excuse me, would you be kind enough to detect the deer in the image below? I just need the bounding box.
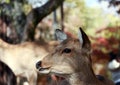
[36,28,115,85]
[0,38,58,85]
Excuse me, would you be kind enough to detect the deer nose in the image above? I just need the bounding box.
[36,61,41,69]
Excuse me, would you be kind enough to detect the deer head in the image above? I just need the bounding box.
[36,27,92,76]
[36,28,115,85]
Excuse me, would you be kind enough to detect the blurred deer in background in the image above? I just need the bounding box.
[36,28,115,85]
[0,60,16,85]
[0,38,58,85]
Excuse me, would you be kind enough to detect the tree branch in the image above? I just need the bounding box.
[23,0,65,41]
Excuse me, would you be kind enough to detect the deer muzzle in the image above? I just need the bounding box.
[36,61,51,74]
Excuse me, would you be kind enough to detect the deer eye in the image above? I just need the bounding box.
[62,48,71,53]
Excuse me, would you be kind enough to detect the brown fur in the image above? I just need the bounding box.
[36,28,115,85]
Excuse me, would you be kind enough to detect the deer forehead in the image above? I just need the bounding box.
[57,38,82,49]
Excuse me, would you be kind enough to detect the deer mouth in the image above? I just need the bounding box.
[37,67,51,74]
[36,61,51,74]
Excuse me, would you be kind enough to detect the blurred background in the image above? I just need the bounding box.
[0,0,120,84]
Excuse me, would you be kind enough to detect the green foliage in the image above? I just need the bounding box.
[64,0,120,37]
[107,14,120,26]
[64,0,103,35]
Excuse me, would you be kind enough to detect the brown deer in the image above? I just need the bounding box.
[36,28,115,85]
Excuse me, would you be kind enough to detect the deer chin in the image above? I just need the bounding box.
[50,69,72,78]
[50,72,70,79]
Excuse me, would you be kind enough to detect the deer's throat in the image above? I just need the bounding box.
[68,70,100,85]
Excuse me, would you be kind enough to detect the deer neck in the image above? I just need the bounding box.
[67,66,102,85]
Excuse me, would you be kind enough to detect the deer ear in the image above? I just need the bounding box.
[78,27,91,52]
[55,29,67,42]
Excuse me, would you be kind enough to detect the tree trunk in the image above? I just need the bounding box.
[22,0,65,42]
